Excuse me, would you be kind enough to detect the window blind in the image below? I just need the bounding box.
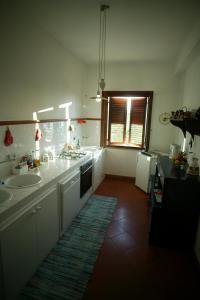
[109,98,127,144]
[130,98,147,125]
[109,98,127,124]
[129,98,147,146]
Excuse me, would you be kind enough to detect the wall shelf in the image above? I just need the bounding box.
[170,118,200,139]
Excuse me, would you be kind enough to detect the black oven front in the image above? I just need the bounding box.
[80,159,93,198]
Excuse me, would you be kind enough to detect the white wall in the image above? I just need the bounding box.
[0,5,183,179]
[84,61,182,176]
[0,4,87,169]
[177,54,200,160]
[177,53,200,264]
[105,148,138,177]
[0,5,86,121]
[79,120,101,147]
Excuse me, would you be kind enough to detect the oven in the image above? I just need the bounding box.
[80,159,93,198]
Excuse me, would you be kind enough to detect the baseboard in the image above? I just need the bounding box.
[105,174,135,183]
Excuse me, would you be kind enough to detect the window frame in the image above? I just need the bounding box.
[100,91,153,151]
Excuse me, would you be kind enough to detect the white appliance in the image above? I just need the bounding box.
[135,151,157,193]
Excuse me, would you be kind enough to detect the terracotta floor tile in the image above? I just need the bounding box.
[112,206,133,221]
[84,177,200,300]
[106,220,125,238]
[111,231,136,252]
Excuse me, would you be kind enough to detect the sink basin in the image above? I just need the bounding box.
[0,189,12,202]
[5,174,42,188]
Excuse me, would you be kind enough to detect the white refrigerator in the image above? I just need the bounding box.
[135,151,157,193]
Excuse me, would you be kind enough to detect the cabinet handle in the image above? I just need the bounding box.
[36,206,42,211]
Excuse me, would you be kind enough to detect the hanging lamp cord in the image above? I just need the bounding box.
[97,7,102,93]
[98,5,109,93]
[102,7,107,81]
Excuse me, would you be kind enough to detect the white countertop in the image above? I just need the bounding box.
[0,153,93,224]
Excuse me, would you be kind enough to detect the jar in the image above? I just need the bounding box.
[186,157,199,176]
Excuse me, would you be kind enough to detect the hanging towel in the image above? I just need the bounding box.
[35,128,43,141]
[4,127,14,146]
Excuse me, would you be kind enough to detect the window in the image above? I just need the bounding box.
[101,91,153,150]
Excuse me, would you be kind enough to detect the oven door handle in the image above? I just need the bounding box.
[81,165,92,175]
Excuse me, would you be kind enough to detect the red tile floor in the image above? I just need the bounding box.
[83,177,200,300]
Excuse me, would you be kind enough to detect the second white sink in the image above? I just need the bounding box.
[5,174,42,188]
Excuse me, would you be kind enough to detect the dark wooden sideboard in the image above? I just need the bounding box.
[149,155,200,251]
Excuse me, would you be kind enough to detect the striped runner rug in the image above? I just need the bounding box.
[20,194,117,300]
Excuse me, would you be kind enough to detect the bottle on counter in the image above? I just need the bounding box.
[32,150,41,167]
[186,157,199,176]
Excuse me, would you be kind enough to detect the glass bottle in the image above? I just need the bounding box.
[186,157,199,176]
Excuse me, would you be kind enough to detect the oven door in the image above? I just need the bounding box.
[80,160,93,198]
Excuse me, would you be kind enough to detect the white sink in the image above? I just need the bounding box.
[0,189,12,202]
[5,174,42,188]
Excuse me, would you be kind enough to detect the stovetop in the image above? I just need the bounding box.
[58,150,87,160]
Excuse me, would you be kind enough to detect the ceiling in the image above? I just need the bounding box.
[6,0,200,64]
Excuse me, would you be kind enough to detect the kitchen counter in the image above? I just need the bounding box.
[0,153,92,224]
[0,147,104,300]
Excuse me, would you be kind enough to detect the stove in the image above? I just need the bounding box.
[58,150,87,160]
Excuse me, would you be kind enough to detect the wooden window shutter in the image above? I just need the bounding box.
[130,98,147,125]
[109,98,127,144]
[129,98,147,147]
[110,98,126,124]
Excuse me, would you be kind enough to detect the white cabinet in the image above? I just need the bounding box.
[36,187,59,264]
[0,206,37,300]
[93,149,105,192]
[59,169,81,233]
[0,186,59,300]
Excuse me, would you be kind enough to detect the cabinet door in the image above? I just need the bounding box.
[36,187,59,264]
[0,208,37,299]
[61,176,81,232]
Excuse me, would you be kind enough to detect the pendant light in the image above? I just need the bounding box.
[90,4,109,102]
